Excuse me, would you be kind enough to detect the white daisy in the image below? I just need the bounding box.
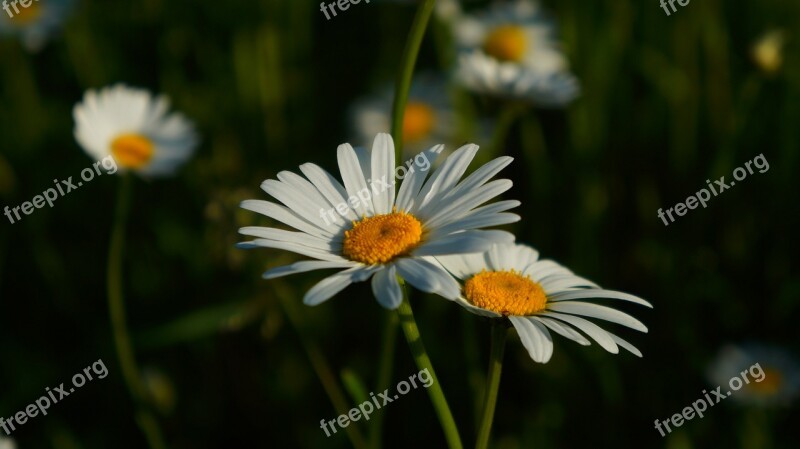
[707,343,800,407]
[238,133,520,309]
[434,242,652,363]
[350,73,459,157]
[0,0,73,52]
[0,436,16,449]
[453,0,580,106]
[73,84,199,177]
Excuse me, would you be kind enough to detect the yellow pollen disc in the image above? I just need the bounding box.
[342,211,423,265]
[403,102,436,143]
[465,270,547,316]
[483,25,528,62]
[747,367,783,396]
[14,3,42,25]
[110,133,155,169]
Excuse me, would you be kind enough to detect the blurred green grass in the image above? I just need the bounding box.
[1,0,799,447]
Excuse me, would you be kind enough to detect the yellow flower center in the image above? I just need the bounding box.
[342,211,423,265]
[747,367,783,396]
[13,3,42,25]
[111,133,155,169]
[484,25,528,62]
[465,270,547,316]
[403,102,436,143]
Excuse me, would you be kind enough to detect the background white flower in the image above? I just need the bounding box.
[452,0,580,106]
[350,73,460,157]
[73,84,199,178]
[0,0,73,52]
[707,343,800,407]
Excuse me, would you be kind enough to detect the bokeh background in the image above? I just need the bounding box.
[1,0,799,448]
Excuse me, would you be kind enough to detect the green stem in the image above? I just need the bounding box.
[369,311,398,449]
[475,322,507,449]
[107,174,168,449]
[396,289,463,449]
[273,281,369,449]
[391,0,437,164]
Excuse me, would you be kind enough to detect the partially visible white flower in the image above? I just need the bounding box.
[453,0,579,106]
[239,133,520,310]
[707,343,800,407]
[435,242,651,363]
[0,0,73,52]
[0,436,17,449]
[751,29,786,74]
[73,84,199,178]
[350,74,459,156]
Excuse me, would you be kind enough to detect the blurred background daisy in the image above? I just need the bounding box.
[73,84,199,178]
[453,0,579,106]
[708,343,800,407]
[350,73,462,156]
[0,0,73,52]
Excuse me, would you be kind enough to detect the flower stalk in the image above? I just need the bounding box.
[475,320,508,449]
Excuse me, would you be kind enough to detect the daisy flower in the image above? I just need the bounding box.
[453,0,579,106]
[73,84,199,177]
[238,133,520,309]
[0,0,73,52]
[350,74,460,157]
[707,343,800,406]
[434,242,651,363]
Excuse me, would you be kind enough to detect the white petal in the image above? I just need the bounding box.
[531,316,590,346]
[240,199,338,238]
[395,257,461,300]
[337,143,374,217]
[607,332,643,357]
[428,212,520,239]
[299,163,359,221]
[370,133,395,215]
[542,312,619,354]
[371,264,403,309]
[432,252,491,280]
[276,170,335,212]
[262,260,357,279]
[546,302,648,332]
[510,316,553,363]
[303,267,372,306]
[261,179,336,230]
[523,260,574,280]
[441,156,513,203]
[546,290,653,308]
[396,145,445,211]
[538,274,600,292]
[415,144,479,213]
